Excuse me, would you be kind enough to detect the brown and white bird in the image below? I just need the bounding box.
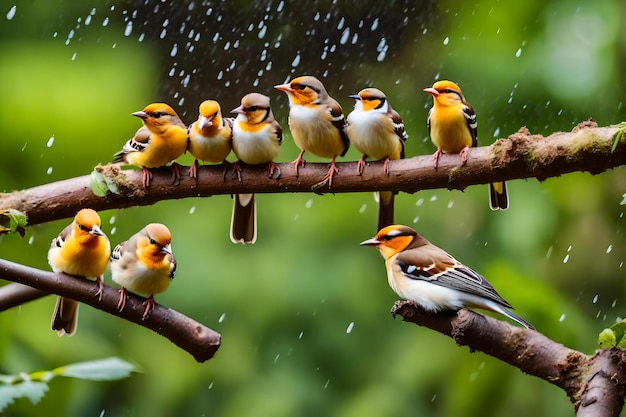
[360,225,533,329]
[187,99,233,179]
[424,80,508,210]
[230,93,282,244]
[275,75,349,188]
[48,209,111,336]
[110,223,176,320]
[347,87,408,229]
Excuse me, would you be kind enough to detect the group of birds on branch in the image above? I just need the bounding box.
[44,76,533,339]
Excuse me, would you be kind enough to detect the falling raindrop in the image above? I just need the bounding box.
[170,44,178,57]
[109,216,116,224]
[6,5,16,20]
[447,200,454,209]
[416,197,424,206]
[46,167,53,175]
[515,47,522,58]
[429,195,437,202]
[124,21,132,36]
[305,199,313,209]
[102,16,109,26]
[291,52,301,68]
[493,127,500,137]
[273,354,280,364]
[359,204,367,214]
[218,313,226,323]
[28,236,35,245]
[323,380,330,389]
[606,245,612,254]
[258,25,267,39]
[443,36,449,45]
[298,331,304,339]
[189,206,196,214]
[46,136,55,148]
[559,314,566,322]
[346,322,354,334]
[110,226,116,235]
[371,18,379,31]
[413,216,420,223]
[592,295,599,304]
[340,27,350,45]
[563,254,569,263]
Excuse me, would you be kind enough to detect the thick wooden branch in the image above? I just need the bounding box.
[391,301,626,417]
[1,122,624,226]
[0,258,221,363]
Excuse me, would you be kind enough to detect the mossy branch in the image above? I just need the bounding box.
[0,121,624,226]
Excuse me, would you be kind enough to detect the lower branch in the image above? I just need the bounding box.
[391,301,626,417]
[0,258,220,363]
[0,282,47,311]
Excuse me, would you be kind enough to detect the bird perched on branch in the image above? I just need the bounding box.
[187,99,233,179]
[113,103,188,188]
[230,93,282,244]
[424,80,508,210]
[48,208,111,336]
[275,75,349,188]
[360,225,534,329]
[347,88,408,229]
[110,223,176,320]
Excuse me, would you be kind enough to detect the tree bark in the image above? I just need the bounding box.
[0,122,624,226]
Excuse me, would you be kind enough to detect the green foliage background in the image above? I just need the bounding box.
[1,0,625,416]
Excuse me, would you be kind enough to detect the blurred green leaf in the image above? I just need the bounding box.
[612,122,626,153]
[90,169,110,197]
[621,193,626,205]
[0,209,27,237]
[598,321,626,348]
[55,357,136,381]
[598,328,617,348]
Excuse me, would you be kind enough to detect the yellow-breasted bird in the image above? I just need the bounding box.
[424,80,508,210]
[360,225,533,329]
[110,223,176,320]
[114,103,188,188]
[230,93,282,244]
[347,87,408,229]
[187,99,234,179]
[48,208,111,336]
[275,75,349,188]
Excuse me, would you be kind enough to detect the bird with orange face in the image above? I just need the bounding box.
[347,87,408,229]
[275,75,349,188]
[187,99,233,179]
[110,223,176,320]
[230,93,282,244]
[424,80,508,210]
[48,208,111,336]
[361,225,533,329]
[114,103,188,188]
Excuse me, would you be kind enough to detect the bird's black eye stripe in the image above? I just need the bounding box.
[149,238,157,245]
[149,111,167,118]
[78,223,89,232]
[248,106,258,112]
[297,84,307,90]
[381,235,395,241]
[213,112,218,117]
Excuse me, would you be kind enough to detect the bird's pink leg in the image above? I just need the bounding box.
[170,162,182,185]
[325,156,340,189]
[383,157,391,176]
[356,155,367,175]
[117,288,128,311]
[142,295,157,320]
[231,161,243,182]
[459,146,470,165]
[431,149,442,169]
[267,161,280,179]
[189,159,199,179]
[95,277,105,301]
[292,150,306,177]
[141,166,153,188]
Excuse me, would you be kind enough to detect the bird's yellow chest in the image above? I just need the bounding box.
[347,111,399,160]
[289,105,344,158]
[429,107,473,153]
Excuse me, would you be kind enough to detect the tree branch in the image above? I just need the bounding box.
[1,121,624,226]
[0,258,221,363]
[391,301,626,417]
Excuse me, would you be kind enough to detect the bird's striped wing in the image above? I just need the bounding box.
[328,98,350,156]
[462,104,478,147]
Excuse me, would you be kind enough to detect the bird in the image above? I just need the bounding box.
[424,80,508,210]
[346,87,408,229]
[360,225,534,329]
[187,99,234,179]
[109,223,176,320]
[274,75,349,188]
[113,103,188,188]
[48,208,111,336]
[230,93,282,244]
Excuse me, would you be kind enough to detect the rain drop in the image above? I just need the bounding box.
[493,127,500,137]
[515,48,522,58]
[46,167,53,175]
[28,236,35,245]
[298,331,304,339]
[291,52,301,68]
[170,44,178,57]
[563,254,569,263]
[258,25,267,39]
[218,313,226,323]
[189,206,196,214]
[340,28,350,45]
[359,204,367,214]
[559,313,566,322]
[109,216,116,224]
[305,199,313,209]
[124,21,132,36]
[413,216,420,223]
[346,322,354,334]
[606,245,612,254]
[447,200,454,209]
[323,379,330,389]
[371,18,379,31]
[592,295,599,304]
[429,195,437,202]
[443,36,449,45]
[110,226,116,235]
[102,16,109,26]
[273,354,280,364]
[416,198,424,206]
[46,136,55,148]
[6,5,16,20]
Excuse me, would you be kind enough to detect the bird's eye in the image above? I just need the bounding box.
[150,238,157,245]
[381,235,394,241]
[248,106,258,111]
[213,112,218,117]
[151,112,162,118]
[78,223,88,231]
[297,84,306,91]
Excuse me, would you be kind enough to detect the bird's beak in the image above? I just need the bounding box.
[359,237,380,247]
[89,225,105,237]
[423,87,439,97]
[161,244,172,255]
[132,110,148,119]
[274,83,293,93]
[349,94,361,100]
[230,105,244,115]
[199,115,213,129]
